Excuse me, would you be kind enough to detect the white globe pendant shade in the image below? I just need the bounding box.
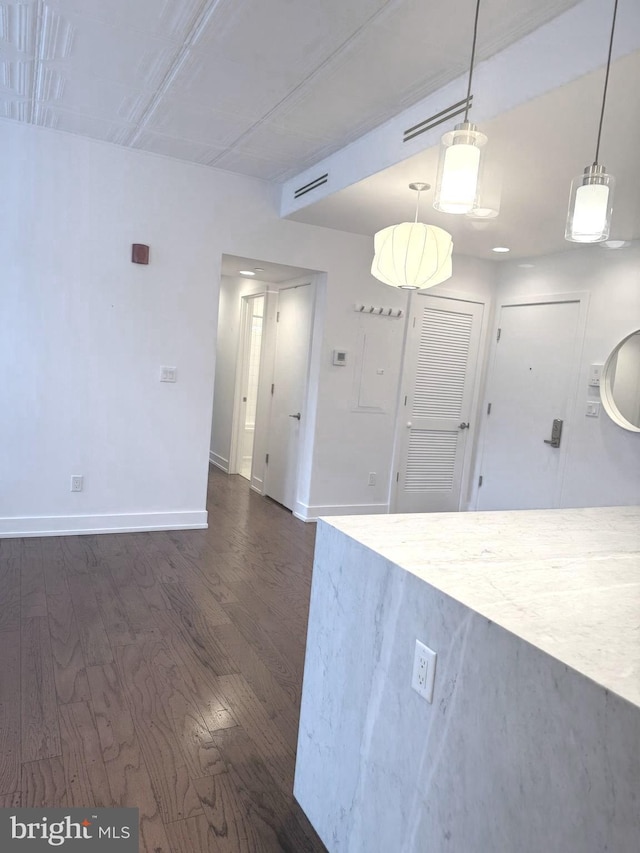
[371,222,453,290]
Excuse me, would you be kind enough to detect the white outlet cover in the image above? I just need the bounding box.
[412,639,437,703]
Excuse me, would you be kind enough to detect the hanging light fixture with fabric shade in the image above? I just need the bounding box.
[565,0,618,243]
[433,0,486,215]
[371,183,453,290]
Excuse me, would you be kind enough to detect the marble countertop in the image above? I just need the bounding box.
[322,506,640,707]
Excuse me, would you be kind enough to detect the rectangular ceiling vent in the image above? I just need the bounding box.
[403,96,473,143]
[294,173,328,200]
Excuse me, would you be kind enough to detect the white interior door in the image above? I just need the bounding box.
[395,295,484,512]
[265,283,314,510]
[477,298,582,510]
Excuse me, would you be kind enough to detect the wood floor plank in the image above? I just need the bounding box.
[0,538,20,632]
[165,813,223,853]
[21,616,61,763]
[156,608,237,677]
[22,757,67,807]
[216,675,296,798]
[153,611,236,733]
[221,601,301,706]
[212,622,300,752]
[21,538,47,619]
[161,580,230,626]
[0,629,20,794]
[113,642,202,823]
[144,639,226,781]
[212,726,325,853]
[86,663,172,853]
[67,574,113,666]
[59,701,112,808]
[191,773,266,853]
[46,587,90,705]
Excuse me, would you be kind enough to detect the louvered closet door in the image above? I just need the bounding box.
[395,295,483,512]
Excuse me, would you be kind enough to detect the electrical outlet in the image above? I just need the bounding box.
[412,639,437,703]
[70,475,84,492]
[368,472,376,486]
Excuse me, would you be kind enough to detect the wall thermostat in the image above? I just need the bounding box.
[333,350,348,366]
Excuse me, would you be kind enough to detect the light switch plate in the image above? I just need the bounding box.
[586,401,600,417]
[160,366,177,383]
[589,364,603,387]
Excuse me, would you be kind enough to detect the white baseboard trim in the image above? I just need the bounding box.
[0,510,208,539]
[293,502,389,522]
[209,451,229,472]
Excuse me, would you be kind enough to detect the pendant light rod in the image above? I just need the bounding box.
[594,0,619,164]
[409,182,430,223]
[463,0,482,122]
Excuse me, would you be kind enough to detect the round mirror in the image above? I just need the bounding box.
[601,330,640,432]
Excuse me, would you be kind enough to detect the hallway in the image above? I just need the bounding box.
[0,466,325,852]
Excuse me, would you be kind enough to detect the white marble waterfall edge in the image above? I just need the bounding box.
[295,508,640,853]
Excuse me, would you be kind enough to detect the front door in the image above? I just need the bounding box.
[477,297,582,509]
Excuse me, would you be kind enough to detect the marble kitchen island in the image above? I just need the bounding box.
[294,506,640,853]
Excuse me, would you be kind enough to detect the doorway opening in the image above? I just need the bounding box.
[210,255,321,515]
[236,293,264,481]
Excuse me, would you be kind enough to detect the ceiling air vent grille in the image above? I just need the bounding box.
[403,96,473,143]
[294,173,328,199]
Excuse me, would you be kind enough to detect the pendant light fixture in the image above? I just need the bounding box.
[371,183,453,290]
[433,0,486,215]
[565,0,618,243]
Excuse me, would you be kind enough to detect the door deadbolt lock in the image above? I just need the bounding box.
[458,422,470,430]
[543,418,563,448]
[289,412,301,420]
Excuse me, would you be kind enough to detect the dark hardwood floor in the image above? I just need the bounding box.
[0,466,326,852]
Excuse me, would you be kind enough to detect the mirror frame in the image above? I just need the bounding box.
[601,329,640,433]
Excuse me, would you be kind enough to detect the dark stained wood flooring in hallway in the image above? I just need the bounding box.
[0,466,327,852]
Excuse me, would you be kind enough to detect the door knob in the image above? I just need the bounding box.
[406,421,412,428]
[458,422,470,430]
[289,412,301,420]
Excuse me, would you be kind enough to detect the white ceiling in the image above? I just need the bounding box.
[289,49,640,259]
[4,0,638,260]
[0,0,579,181]
[221,254,317,283]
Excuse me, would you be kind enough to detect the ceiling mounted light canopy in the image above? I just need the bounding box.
[433,0,486,215]
[371,183,453,290]
[565,0,618,243]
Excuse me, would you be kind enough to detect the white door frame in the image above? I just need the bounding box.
[390,289,491,513]
[472,290,590,510]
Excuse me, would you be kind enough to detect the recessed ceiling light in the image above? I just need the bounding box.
[492,246,510,253]
[239,270,256,276]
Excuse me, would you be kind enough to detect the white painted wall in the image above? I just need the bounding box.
[0,119,410,535]
[471,245,640,509]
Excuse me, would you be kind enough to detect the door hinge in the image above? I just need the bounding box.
[487,402,492,415]
[271,383,274,395]
[478,475,483,487]
[265,453,269,464]
[496,328,502,342]
[276,311,280,322]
